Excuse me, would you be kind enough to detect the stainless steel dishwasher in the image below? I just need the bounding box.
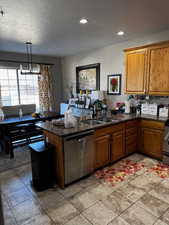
[63,130,95,185]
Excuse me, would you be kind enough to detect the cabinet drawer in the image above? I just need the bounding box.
[95,123,124,137]
[126,133,137,145]
[95,126,112,137]
[126,127,137,136]
[110,123,125,133]
[125,120,138,129]
[141,120,165,130]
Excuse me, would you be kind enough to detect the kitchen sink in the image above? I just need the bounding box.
[98,118,120,123]
[82,118,120,125]
[82,119,105,126]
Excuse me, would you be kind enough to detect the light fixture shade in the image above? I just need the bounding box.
[20,63,41,75]
[20,42,41,75]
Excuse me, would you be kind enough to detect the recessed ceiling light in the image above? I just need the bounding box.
[117,31,124,36]
[80,18,88,24]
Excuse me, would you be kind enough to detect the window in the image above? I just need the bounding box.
[0,68,39,108]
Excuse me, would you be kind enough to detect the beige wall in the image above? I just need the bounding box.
[0,51,62,112]
[61,29,169,107]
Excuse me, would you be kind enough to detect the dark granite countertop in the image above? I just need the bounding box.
[37,113,168,137]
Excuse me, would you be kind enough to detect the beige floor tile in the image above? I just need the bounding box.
[3,200,18,225]
[149,181,169,204]
[121,204,157,225]
[154,219,168,225]
[1,175,25,194]
[135,193,169,217]
[58,183,83,198]
[37,189,65,211]
[160,208,169,224]
[20,213,54,225]
[0,170,17,179]
[12,198,44,224]
[78,175,100,188]
[82,201,117,225]
[108,216,130,225]
[64,215,92,225]
[129,172,162,192]
[47,201,79,224]
[14,164,31,175]
[135,167,148,176]
[116,183,145,202]
[125,153,146,162]
[139,157,159,168]
[69,190,98,212]
[87,183,114,200]
[100,178,129,190]
[5,187,33,207]
[101,190,133,215]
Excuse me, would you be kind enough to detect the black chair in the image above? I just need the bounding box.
[8,123,43,158]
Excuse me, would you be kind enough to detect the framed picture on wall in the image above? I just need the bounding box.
[76,63,100,93]
[107,74,121,95]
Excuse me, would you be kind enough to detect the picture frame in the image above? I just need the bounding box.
[76,63,100,93]
[107,74,121,95]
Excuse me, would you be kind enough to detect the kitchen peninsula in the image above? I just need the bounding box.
[38,113,167,188]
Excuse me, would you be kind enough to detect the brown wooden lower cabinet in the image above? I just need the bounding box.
[110,130,125,162]
[125,120,138,155]
[43,118,165,188]
[140,127,163,160]
[126,134,137,154]
[95,134,110,169]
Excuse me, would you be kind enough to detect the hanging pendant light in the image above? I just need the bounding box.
[20,42,41,75]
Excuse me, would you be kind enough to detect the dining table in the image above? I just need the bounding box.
[0,111,63,158]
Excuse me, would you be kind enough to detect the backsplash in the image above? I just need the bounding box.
[105,94,169,109]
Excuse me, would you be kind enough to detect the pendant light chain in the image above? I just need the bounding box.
[20,42,41,75]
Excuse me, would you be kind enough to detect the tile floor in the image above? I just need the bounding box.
[1,153,169,225]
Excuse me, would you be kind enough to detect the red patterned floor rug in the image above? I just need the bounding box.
[94,159,145,186]
[147,163,169,179]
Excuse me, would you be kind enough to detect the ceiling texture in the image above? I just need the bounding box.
[1,0,169,56]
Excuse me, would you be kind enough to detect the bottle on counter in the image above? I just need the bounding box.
[0,108,4,120]
[19,108,23,119]
[124,100,131,114]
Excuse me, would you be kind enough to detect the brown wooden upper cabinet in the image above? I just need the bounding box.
[148,44,169,95]
[125,49,147,94]
[124,40,169,96]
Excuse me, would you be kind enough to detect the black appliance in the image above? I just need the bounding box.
[0,190,4,225]
[163,120,169,164]
[29,141,55,191]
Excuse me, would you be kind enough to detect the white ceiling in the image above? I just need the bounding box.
[1,0,169,56]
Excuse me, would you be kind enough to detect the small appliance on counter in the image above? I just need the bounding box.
[141,103,158,116]
[158,105,169,118]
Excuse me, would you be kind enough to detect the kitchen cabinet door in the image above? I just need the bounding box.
[148,44,169,95]
[95,135,110,169]
[125,121,138,155]
[126,134,137,154]
[110,130,125,162]
[125,49,147,94]
[140,128,163,160]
